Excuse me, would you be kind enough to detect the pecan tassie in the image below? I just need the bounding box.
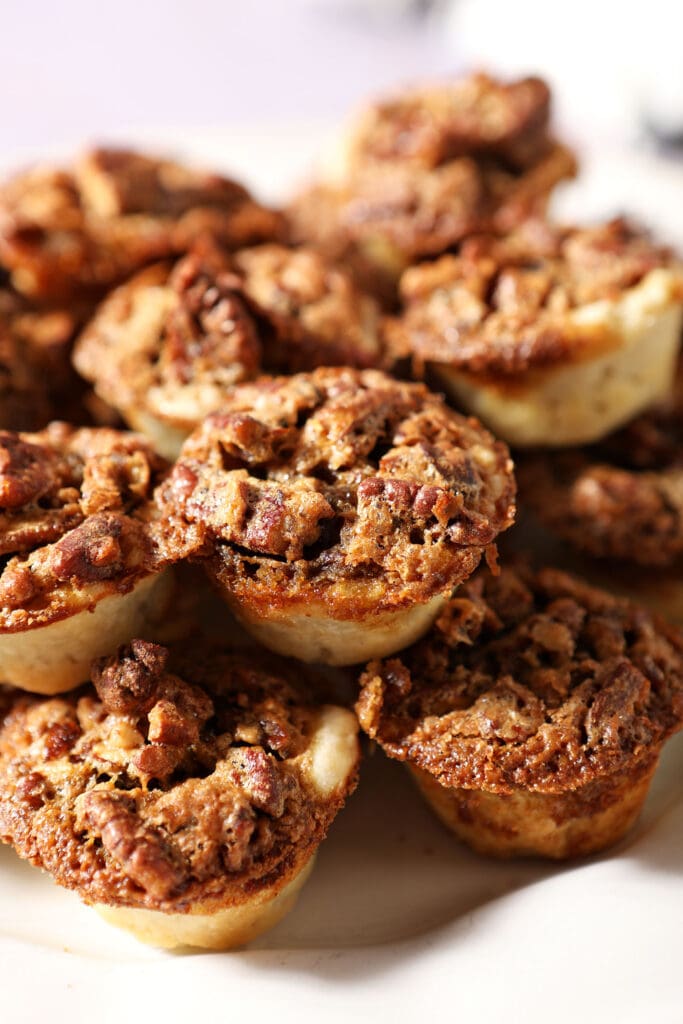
[388,218,679,376]
[0,640,359,914]
[288,73,576,303]
[0,423,169,630]
[357,565,683,791]
[156,368,516,615]
[72,243,385,453]
[0,148,285,302]
[518,369,683,567]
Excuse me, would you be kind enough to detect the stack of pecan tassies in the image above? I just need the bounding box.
[1,72,683,951]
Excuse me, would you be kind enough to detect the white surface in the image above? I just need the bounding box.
[1,739,683,1024]
[1,132,683,1023]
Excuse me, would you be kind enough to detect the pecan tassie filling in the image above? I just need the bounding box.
[73,243,385,434]
[388,218,679,376]
[288,74,576,296]
[0,639,358,911]
[157,369,515,612]
[518,373,683,566]
[357,566,683,791]
[0,424,169,629]
[0,148,285,302]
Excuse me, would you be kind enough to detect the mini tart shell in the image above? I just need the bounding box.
[433,268,683,447]
[73,244,386,460]
[288,73,576,305]
[0,147,285,302]
[0,641,360,951]
[162,368,515,666]
[94,702,359,949]
[0,424,173,692]
[356,565,683,859]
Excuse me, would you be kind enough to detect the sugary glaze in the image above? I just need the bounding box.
[0,148,285,301]
[0,640,360,947]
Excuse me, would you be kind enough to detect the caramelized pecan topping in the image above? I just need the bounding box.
[73,242,385,436]
[0,286,85,431]
[158,368,515,610]
[0,424,167,625]
[388,219,680,374]
[0,148,285,301]
[357,565,683,792]
[0,641,358,911]
[288,73,576,300]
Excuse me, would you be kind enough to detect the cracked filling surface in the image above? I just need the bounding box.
[0,640,358,912]
[357,565,683,792]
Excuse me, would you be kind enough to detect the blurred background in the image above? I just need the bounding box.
[3,0,683,235]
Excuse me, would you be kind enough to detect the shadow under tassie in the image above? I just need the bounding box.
[251,747,559,952]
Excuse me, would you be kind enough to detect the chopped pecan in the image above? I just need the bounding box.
[93,639,169,716]
[81,790,186,900]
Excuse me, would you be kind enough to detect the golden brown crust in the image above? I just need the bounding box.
[357,564,683,793]
[0,639,358,913]
[0,149,285,302]
[73,243,386,436]
[0,423,169,630]
[288,74,576,301]
[157,368,515,615]
[389,218,681,377]
[518,390,683,567]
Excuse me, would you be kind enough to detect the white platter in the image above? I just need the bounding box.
[1,131,683,1024]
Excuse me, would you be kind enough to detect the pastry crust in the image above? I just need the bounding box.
[390,219,683,445]
[0,148,285,302]
[158,368,515,664]
[0,423,173,692]
[0,640,360,949]
[357,564,683,858]
[288,73,576,303]
[73,243,385,459]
